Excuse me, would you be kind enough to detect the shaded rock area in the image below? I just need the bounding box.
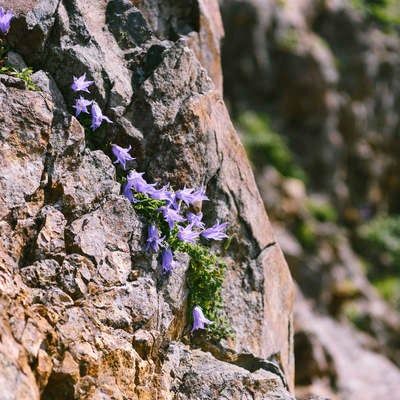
[0,0,297,399]
[219,0,400,399]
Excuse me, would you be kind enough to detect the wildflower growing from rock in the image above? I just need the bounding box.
[201,220,228,241]
[158,205,185,230]
[146,224,164,252]
[191,306,213,333]
[73,96,92,116]
[190,187,209,203]
[149,184,172,202]
[71,72,93,93]
[177,224,200,244]
[176,186,195,206]
[0,8,12,33]
[111,144,135,170]
[126,170,156,195]
[91,103,112,131]
[122,180,137,203]
[161,247,178,274]
[186,212,205,229]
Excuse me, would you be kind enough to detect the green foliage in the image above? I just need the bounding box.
[305,198,337,223]
[276,29,300,52]
[357,214,400,274]
[343,302,371,331]
[131,189,232,340]
[373,276,400,309]
[0,38,40,91]
[1,66,41,91]
[237,112,306,182]
[296,220,317,250]
[350,0,400,28]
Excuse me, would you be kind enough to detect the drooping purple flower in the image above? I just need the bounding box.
[0,8,13,33]
[186,212,205,229]
[90,103,112,131]
[177,224,200,244]
[149,184,172,201]
[158,206,185,230]
[127,170,156,195]
[190,187,209,203]
[191,306,213,333]
[71,72,94,93]
[72,96,92,117]
[201,220,228,241]
[111,144,135,170]
[122,180,138,203]
[146,224,164,253]
[176,186,195,206]
[161,247,178,274]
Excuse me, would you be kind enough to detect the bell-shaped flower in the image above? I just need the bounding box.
[149,184,172,201]
[201,220,228,241]
[111,144,135,170]
[90,103,112,131]
[186,212,205,229]
[71,72,94,93]
[122,180,138,203]
[0,8,13,33]
[158,206,185,230]
[190,187,209,203]
[73,96,92,116]
[191,306,213,333]
[146,225,164,253]
[126,170,156,195]
[177,224,200,244]
[176,186,195,206]
[161,247,178,274]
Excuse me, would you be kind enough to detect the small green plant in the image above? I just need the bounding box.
[373,276,400,309]
[236,112,306,182]
[357,214,400,274]
[350,0,400,28]
[0,66,40,91]
[305,198,337,223]
[296,220,317,250]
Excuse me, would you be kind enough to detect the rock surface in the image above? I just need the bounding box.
[0,0,295,398]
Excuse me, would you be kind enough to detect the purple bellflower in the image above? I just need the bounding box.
[73,96,92,117]
[161,247,178,274]
[177,224,200,244]
[149,184,172,201]
[176,186,194,206]
[158,206,185,230]
[190,187,209,203]
[91,103,112,131]
[201,220,228,241]
[146,225,164,253]
[191,306,213,333]
[127,170,156,195]
[122,180,138,203]
[186,212,205,229]
[0,8,13,33]
[71,73,94,93]
[111,144,135,170]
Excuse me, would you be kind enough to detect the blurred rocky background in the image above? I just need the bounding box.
[219,0,400,398]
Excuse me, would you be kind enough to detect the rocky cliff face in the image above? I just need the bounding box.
[0,0,296,399]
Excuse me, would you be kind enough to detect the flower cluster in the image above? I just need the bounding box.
[71,73,112,131]
[113,145,228,334]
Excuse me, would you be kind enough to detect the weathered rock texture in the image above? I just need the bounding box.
[0,0,295,398]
